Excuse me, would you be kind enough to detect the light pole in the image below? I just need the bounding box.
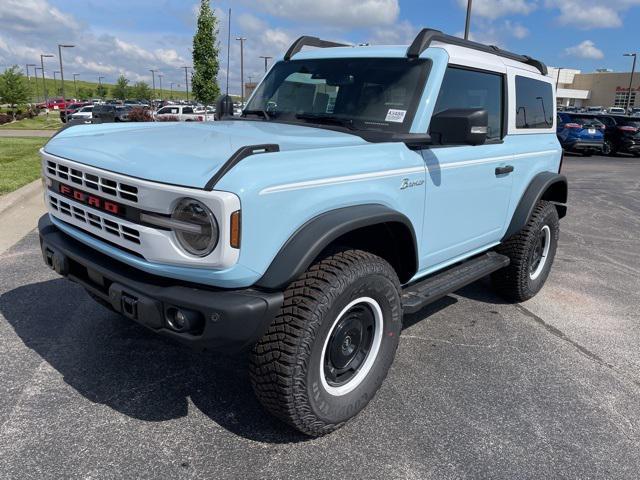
[58,44,74,122]
[181,66,191,102]
[34,66,43,103]
[25,63,36,80]
[464,0,473,40]
[40,53,54,110]
[53,71,60,95]
[236,37,247,104]
[170,82,175,100]
[158,74,163,102]
[149,69,157,103]
[623,53,637,112]
[98,76,105,100]
[73,73,80,99]
[259,55,272,73]
[26,64,37,103]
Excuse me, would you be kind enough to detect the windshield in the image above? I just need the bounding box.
[244,58,430,134]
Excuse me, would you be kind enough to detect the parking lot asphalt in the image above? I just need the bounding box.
[1,154,639,480]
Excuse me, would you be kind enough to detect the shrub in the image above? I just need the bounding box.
[0,113,11,125]
[127,107,153,122]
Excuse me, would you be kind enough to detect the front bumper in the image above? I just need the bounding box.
[38,215,283,352]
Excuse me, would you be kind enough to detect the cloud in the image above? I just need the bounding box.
[238,0,400,28]
[503,20,529,39]
[564,40,604,59]
[546,0,640,29]
[0,0,189,85]
[367,20,418,45]
[456,0,537,19]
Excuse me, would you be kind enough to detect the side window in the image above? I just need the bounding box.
[515,76,554,129]
[432,66,504,141]
[157,107,170,115]
[183,107,194,114]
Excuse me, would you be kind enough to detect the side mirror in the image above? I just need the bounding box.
[215,95,234,120]
[429,108,488,146]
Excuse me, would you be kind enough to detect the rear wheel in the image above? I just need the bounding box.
[250,250,402,436]
[492,201,559,302]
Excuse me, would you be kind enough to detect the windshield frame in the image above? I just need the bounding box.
[242,57,432,141]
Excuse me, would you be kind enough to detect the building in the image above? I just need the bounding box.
[244,81,258,99]
[548,66,639,110]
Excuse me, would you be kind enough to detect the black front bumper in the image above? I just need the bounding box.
[38,215,283,352]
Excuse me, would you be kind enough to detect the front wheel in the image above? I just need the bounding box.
[492,201,559,302]
[602,140,615,156]
[250,250,402,436]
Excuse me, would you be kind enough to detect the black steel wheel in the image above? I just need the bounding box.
[250,250,402,436]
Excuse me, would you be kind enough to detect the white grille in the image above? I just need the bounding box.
[49,195,141,245]
[46,159,139,202]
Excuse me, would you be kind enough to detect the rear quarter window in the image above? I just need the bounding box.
[515,76,554,129]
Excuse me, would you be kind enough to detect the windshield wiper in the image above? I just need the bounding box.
[242,109,271,120]
[295,113,356,130]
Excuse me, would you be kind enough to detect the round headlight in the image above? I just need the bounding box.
[171,198,219,256]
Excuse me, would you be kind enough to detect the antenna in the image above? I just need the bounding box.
[226,8,231,96]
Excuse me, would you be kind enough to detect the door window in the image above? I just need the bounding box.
[431,66,504,141]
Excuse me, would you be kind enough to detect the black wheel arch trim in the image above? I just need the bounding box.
[255,204,419,291]
[503,171,567,240]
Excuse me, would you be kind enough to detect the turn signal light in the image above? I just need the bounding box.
[230,210,241,249]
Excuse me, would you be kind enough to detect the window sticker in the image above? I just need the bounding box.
[385,109,407,123]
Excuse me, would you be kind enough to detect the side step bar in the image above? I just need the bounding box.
[401,252,510,314]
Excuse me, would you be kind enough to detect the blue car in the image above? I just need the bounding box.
[557,112,604,155]
[37,29,567,436]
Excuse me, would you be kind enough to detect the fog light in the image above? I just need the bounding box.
[165,307,203,333]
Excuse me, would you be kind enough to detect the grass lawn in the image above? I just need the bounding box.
[0,137,48,194]
[0,114,62,130]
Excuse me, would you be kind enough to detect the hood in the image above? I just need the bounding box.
[44,120,367,189]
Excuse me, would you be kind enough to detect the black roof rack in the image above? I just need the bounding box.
[406,28,547,75]
[284,36,350,61]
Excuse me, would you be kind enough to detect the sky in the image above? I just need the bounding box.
[0,0,638,96]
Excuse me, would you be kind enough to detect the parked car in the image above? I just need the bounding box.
[608,107,626,115]
[630,107,640,117]
[36,97,72,110]
[556,112,604,155]
[37,28,567,436]
[590,114,640,156]
[154,105,211,121]
[585,106,606,115]
[70,105,94,123]
[60,102,90,123]
[91,104,133,123]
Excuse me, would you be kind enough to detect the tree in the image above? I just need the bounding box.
[130,81,152,100]
[112,75,130,100]
[95,83,108,99]
[77,86,94,100]
[0,66,32,119]
[191,0,220,105]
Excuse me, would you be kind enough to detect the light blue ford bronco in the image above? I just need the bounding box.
[38,29,567,436]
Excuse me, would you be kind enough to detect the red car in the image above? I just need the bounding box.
[36,98,74,110]
[60,102,91,122]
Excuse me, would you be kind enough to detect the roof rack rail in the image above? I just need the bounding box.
[406,28,548,75]
[284,36,350,61]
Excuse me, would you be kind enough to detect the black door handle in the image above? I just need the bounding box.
[495,165,514,175]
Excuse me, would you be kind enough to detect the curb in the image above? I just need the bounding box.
[0,179,42,217]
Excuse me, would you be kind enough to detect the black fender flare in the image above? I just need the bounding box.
[503,171,567,240]
[256,204,418,291]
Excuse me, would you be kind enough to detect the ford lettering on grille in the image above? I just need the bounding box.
[58,183,123,216]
